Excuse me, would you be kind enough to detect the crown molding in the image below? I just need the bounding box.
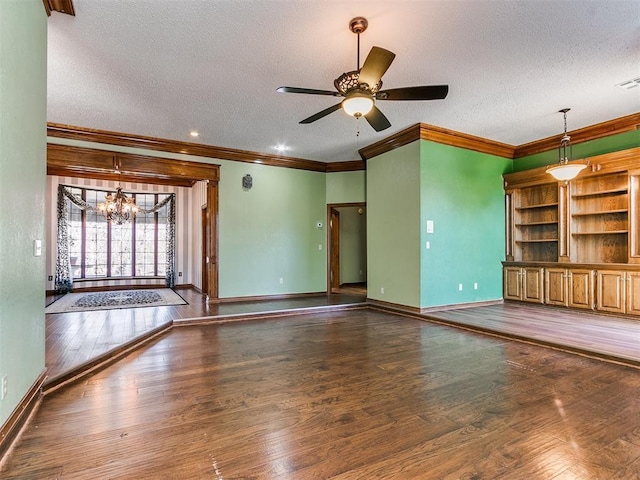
[513,112,640,159]
[359,123,515,160]
[325,160,366,172]
[47,143,220,186]
[47,123,333,173]
[43,0,75,16]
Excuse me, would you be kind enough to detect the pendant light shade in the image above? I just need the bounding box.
[546,108,587,181]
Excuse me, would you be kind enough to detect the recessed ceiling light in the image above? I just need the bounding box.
[274,144,289,152]
[615,77,640,90]
[190,131,199,137]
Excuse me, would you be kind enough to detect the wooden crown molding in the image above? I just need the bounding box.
[47,123,355,173]
[513,112,640,159]
[359,123,515,160]
[47,143,220,187]
[48,112,638,173]
[43,0,75,16]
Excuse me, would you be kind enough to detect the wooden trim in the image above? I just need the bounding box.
[67,283,168,293]
[47,143,219,186]
[43,323,172,394]
[358,124,421,160]
[367,298,423,314]
[205,182,219,300]
[359,123,516,160]
[47,123,330,172]
[174,303,366,326]
[419,123,515,158]
[419,299,503,313]
[218,291,327,303]
[514,112,640,159]
[0,371,46,461]
[43,0,75,16]
[326,161,365,172]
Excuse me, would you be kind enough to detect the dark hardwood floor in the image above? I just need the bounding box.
[45,288,367,383]
[4,309,640,478]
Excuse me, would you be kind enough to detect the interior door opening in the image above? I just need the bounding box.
[327,203,367,296]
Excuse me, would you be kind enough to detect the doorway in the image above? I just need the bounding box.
[327,203,367,296]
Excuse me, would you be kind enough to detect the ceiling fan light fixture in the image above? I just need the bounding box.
[342,91,374,117]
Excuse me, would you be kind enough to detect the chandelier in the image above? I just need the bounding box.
[97,186,138,225]
[546,108,588,182]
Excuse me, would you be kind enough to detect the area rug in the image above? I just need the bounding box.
[45,288,187,314]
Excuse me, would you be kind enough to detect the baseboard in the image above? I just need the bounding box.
[0,370,47,463]
[218,291,327,303]
[419,299,503,313]
[174,302,368,327]
[366,298,422,314]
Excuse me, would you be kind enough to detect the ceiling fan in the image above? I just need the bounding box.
[277,17,449,132]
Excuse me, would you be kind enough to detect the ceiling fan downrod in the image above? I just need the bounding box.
[349,17,368,71]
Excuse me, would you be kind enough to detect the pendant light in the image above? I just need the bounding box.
[546,108,587,181]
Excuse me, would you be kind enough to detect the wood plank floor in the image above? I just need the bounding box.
[424,302,640,365]
[45,288,367,382]
[4,309,640,479]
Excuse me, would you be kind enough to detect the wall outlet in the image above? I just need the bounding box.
[318,244,322,251]
[380,287,385,294]
[48,275,53,281]
[1,375,7,400]
[474,282,478,290]
[458,283,463,291]
[279,277,284,284]
[178,272,183,277]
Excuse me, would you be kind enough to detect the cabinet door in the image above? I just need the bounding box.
[596,270,626,314]
[504,267,522,300]
[568,269,595,309]
[522,267,545,303]
[626,272,640,316]
[546,268,568,306]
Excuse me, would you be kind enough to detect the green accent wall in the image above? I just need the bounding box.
[0,0,47,425]
[218,161,326,297]
[513,130,640,172]
[326,171,366,204]
[367,142,421,307]
[420,141,511,307]
[366,140,510,309]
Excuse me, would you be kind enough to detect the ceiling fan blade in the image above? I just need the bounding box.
[277,86,341,97]
[377,85,449,101]
[300,103,343,124]
[364,106,392,132]
[358,47,396,88]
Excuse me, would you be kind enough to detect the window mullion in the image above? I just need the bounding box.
[132,193,137,277]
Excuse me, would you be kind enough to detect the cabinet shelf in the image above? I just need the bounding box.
[516,221,558,227]
[516,239,559,243]
[571,187,628,199]
[571,230,628,236]
[572,209,628,217]
[516,202,558,211]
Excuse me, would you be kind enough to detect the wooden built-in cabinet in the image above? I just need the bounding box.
[503,147,640,317]
[503,266,544,303]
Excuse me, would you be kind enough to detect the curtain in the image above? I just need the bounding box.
[55,185,177,293]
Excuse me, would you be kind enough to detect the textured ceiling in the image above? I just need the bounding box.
[47,0,640,163]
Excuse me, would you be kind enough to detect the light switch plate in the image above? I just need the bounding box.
[33,239,42,257]
[426,221,434,233]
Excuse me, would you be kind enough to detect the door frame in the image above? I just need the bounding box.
[204,181,219,301]
[326,202,366,295]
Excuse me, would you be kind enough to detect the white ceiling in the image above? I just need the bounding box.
[47,0,640,163]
